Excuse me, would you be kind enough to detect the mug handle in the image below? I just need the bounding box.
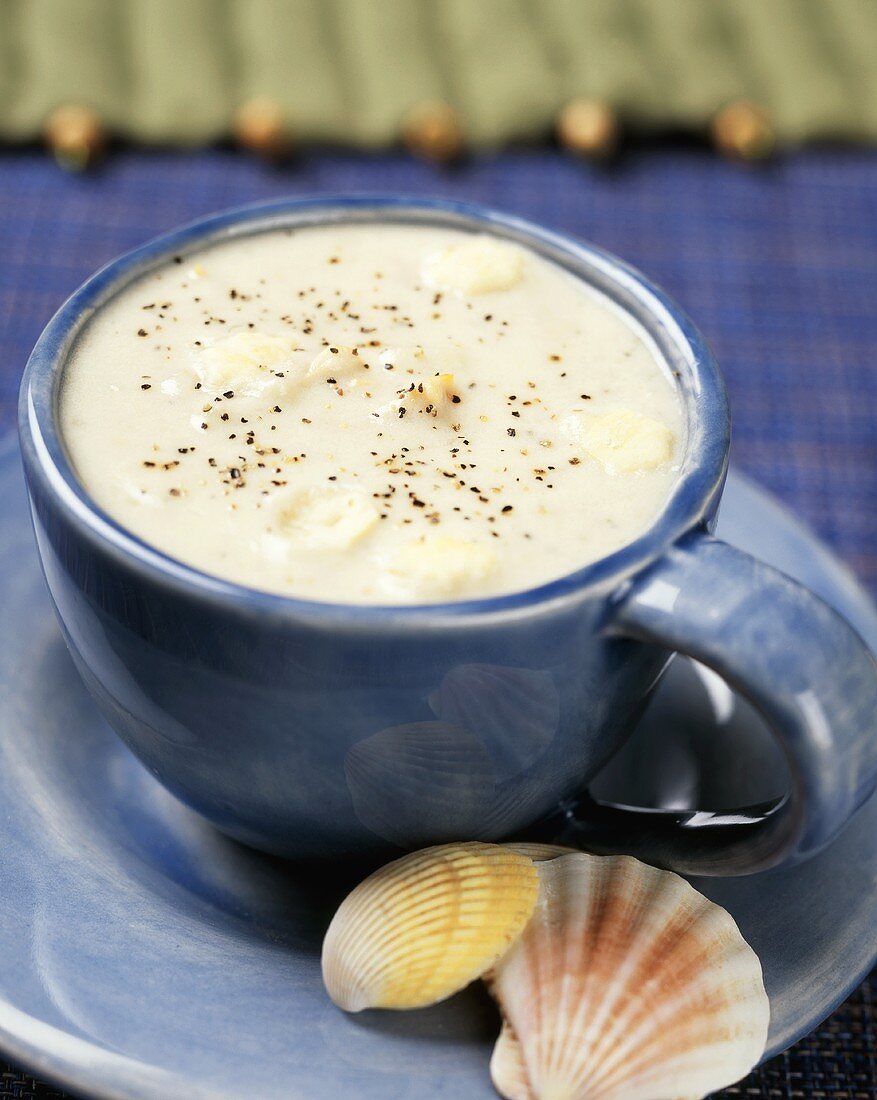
[558,530,877,876]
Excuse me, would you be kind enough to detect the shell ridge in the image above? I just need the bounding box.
[490,1020,536,1100]
[503,888,536,1095]
[560,856,651,1087]
[543,865,574,1091]
[582,857,668,1088]
[578,926,768,1093]
[553,855,608,1090]
[348,844,528,895]
[486,853,769,1100]
[519,885,549,1094]
[530,888,550,1095]
[504,843,578,862]
[598,959,770,1086]
[515,855,603,1096]
[582,985,767,1097]
[330,877,449,979]
[348,866,533,922]
[587,901,766,1084]
[579,868,713,1086]
[371,849,492,998]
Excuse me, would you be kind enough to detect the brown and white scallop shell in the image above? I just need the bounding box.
[486,853,769,1100]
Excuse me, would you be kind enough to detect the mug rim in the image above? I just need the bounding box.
[19,194,729,628]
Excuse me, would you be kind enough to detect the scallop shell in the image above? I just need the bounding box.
[490,1019,532,1100]
[344,721,539,847]
[503,842,578,861]
[429,663,559,778]
[322,842,540,1012]
[487,853,769,1100]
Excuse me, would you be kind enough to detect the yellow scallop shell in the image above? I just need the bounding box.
[321,842,540,1012]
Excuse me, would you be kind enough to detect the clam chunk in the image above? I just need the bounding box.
[307,344,367,384]
[422,235,525,296]
[268,486,380,551]
[192,331,300,397]
[571,407,675,474]
[382,536,496,598]
[399,372,458,417]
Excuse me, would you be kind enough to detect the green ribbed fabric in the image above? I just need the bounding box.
[1,0,875,145]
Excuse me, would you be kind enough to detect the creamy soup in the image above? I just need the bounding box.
[61,224,684,604]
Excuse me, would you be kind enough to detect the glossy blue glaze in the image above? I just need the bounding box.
[17,197,877,869]
[1,438,876,1098]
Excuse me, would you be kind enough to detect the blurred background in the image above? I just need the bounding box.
[1,1,875,1096]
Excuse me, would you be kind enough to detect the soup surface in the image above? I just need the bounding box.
[61,223,684,603]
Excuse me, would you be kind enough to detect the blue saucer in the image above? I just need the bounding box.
[1,430,875,1099]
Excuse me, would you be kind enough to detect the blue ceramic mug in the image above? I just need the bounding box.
[19,197,877,874]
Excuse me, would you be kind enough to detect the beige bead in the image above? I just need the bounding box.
[44,104,105,171]
[556,98,619,158]
[712,100,775,160]
[233,97,290,159]
[402,100,464,163]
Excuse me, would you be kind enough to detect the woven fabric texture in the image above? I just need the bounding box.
[1,0,877,145]
[0,146,875,1096]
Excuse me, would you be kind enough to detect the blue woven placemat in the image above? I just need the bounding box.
[0,146,875,1097]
